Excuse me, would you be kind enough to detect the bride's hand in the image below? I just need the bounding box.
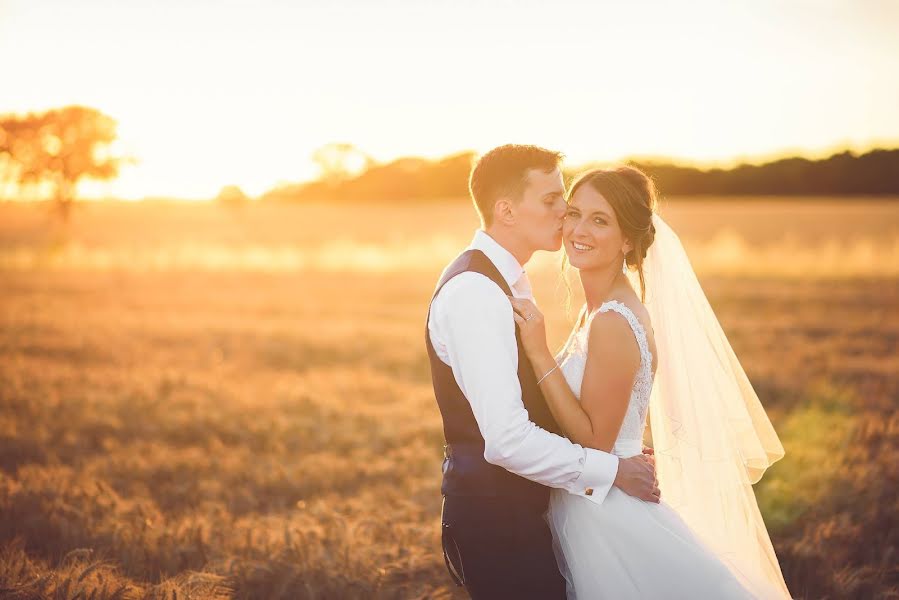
[508,297,550,360]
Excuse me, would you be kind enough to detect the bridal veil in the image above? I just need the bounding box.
[631,214,791,598]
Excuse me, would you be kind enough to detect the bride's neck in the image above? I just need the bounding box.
[579,265,630,313]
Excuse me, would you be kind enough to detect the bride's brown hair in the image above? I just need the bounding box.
[566,166,658,302]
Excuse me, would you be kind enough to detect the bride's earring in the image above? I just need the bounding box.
[622,256,628,275]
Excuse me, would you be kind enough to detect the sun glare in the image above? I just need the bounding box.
[1,0,897,200]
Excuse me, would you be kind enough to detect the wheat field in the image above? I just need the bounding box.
[0,198,897,599]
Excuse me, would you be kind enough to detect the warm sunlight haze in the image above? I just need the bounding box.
[1,2,897,599]
[1,0,897,199]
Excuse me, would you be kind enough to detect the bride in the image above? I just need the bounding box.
[508,166,792,599]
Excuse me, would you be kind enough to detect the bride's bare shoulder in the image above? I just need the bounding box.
[601,296,658,372]
[600,296,657,354]
[585,309,642,364]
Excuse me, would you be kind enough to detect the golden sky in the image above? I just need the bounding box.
[2,0,897,199]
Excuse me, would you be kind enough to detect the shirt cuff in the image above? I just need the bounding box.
[565,448,619,505]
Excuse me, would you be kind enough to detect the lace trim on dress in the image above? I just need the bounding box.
[557,300,656,445]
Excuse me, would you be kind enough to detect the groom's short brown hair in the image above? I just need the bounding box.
[469,144,564,227]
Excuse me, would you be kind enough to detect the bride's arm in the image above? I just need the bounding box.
[511,298,640,453]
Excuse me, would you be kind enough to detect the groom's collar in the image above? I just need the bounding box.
[468,230,525,289]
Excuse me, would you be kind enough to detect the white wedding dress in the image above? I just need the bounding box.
[546,300,787,599]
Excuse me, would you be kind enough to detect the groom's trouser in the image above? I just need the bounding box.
[441,493,567,599]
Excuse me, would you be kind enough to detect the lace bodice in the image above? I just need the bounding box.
[557,300,655,457]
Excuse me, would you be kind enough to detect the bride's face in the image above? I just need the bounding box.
[563,185,632,271]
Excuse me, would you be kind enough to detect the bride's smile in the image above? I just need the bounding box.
[562,183,634,273]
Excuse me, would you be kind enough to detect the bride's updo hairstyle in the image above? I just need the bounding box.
[568,166,658,300]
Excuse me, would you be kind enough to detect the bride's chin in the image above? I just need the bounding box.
[567,254,603,271]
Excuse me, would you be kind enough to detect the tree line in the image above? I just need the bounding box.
[262,146,899,203]
[629,150,899,196]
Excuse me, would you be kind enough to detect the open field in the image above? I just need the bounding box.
[0,198,897,599]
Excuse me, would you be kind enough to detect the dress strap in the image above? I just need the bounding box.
[593,300,653,368]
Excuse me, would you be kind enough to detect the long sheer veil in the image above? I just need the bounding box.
[630,214,791,598]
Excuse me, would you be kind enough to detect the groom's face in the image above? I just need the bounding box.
[512,167,567,252]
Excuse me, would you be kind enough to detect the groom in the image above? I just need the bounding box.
[426,144,659,599]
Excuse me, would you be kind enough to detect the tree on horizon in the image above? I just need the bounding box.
[0,106,123,222]
[311,143,374,184]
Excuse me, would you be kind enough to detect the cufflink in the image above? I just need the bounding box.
[585,488,593,496]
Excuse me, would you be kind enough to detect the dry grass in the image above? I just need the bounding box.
[0,198,897,599]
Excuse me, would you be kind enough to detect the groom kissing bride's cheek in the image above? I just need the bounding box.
[425,145,792,599]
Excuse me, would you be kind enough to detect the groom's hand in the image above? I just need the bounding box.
[614,454,661,503]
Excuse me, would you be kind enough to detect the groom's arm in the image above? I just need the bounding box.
[431,274,619,505]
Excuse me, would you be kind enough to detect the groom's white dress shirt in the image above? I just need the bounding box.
[428,230,619,504]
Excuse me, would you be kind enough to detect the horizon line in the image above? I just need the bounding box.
[4,143,897,203]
